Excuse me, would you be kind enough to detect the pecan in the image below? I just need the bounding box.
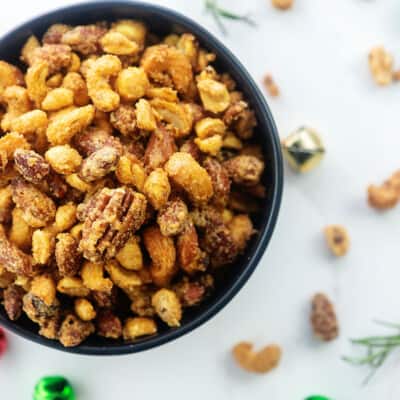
[23,292,60,325]
[11,179,56,228]
[223,155,264,186]
[190,205,222,229]
[30,44,72,74]
[61,24,107,56]
[110,104,138,137]
[177,220,208,274]
[143,127,177,171]
[55,233,81,277]
[45,172,68,200]
[180,139,201,161]
[3,284,25,320]
[91,286,118,308]
[129,286,156,317]
[0,225,35,276]
[74,127,123,157]
[203,157,230,206]
[42,24,71,45]
[96,309,122,339]
[173,275,213,307]
[39,317,60,339]
[201,222,237,267]
[311,293,339,342]
[223,101,248,126]
[58,313,95,347]
[157,198,188,236]
[14,149,50,184]
[78,187,147,262]
[79,146,120,182]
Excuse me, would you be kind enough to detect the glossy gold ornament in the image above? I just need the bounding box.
[281,126,325,172]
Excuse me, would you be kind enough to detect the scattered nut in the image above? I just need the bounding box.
[324,225,350,257]
[311,293,339,342]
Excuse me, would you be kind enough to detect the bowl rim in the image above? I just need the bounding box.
[0,0,284,355]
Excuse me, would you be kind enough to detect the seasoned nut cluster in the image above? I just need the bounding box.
[0,20,266,347]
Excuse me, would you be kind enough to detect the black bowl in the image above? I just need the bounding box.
[0,1,283,355]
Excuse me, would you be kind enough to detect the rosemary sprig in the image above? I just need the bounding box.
[343,320,400,383]
[204,0,256,35]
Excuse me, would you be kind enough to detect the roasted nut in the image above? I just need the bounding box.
[311,293,339,341]
[42,87,74,111]
[96,309,122,339]
[324,225,350,257]
[173,275,213,307]
[157,198,188,236]
[115,154,146,191]
[12,179,56,228]
[177,33,198,68]
[59,313,95,347]
[110,104,137,136]
[25,61,49,107]
[144,127,177,171]
[368,184,398,209]
[228,214,254,253]
[74,126,122,156]
[3,284,25,320]
[87,55,122,112]
[29,44,72,74]
[263,74,280,96]
[271,0,293,10]
[0,132,30,160]
[81,261,113,293]
[194,135,222,156]
[112,20,147,47]
[30,274,56,306]
[57,276,89,297]
[44,145,82,175]
[46,105,95,145]
[197,79,230,113]
[79,146,120,182]
[224,155,264,186]
[165,152,213,204]
[129,286,155,316]
[195,118,226,139]
[55,233,81,277]
[100,31,139,55]
[1,85,32,132]
[141,44,193,94]
[123,317,157,340]
[115,236,143,270]
[136,99,157,131]
[0,186,13,223]
[152,288,182,327]
[0,61,24,99]
[105,261,141,297]
[150,98,193,137]
[65,173,92,192]
[143,168,171,210]
[46,73,63,88]
[54,202,77,232]
[369,46,393,86]
[62,72,90,106]
[14,149,50,184]
[146,86,178,102]
[32,228,55,265]
[10,109,48,136]
[177,220,207,274]
[74,298,96,321]
[42,24,70,44]
[143,225,177,287]
[20,35,41,64]
[232,342,282,374]
[23,292,59,325]
[203,157,230,207]
[61,24,107,55]
[224,102,256,140]
[9,208,33,251]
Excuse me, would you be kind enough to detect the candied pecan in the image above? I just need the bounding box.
[78,187,147,262]
[223,101,248,126]
[177,220,208,274]
[11,179,56,227]
[39,317,60,339]
[228,214,255,252]
[129,286,156,317]
[180,139,201,161]
[224,155,264,186]
[190,205,222,229]
[96,309,122,339]
[224,102,257,139]
[74,127,123,157]
[45,172,68,200]
[143,127,177,171]
[203,157,230,206]
[173,275,213,307]
[30,44,72,74]
[55,233,81,277]
[91,287,118,308]
[58,313,95,347]
[61,24,107,55]
[0,186,13,224]
[23,292,60,324]
[0,225,34,276]
[3,284,25,320]
[110,104,138,137]
[79,146,120,182]
[311,293,339,341]
[14,149,50,184]
[42,24,71,44]
[157,198,188,236]
[201,223,237,267]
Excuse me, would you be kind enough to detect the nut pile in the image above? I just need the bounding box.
[0,20,266,346]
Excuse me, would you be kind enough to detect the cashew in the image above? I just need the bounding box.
[1,86,32,132]
[25,61,49,107]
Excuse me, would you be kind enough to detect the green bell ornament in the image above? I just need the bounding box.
[304,396,332,400]
[33,376,75,400]
[281,126,325,172]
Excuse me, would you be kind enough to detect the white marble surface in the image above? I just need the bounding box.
[1,0,400,398]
